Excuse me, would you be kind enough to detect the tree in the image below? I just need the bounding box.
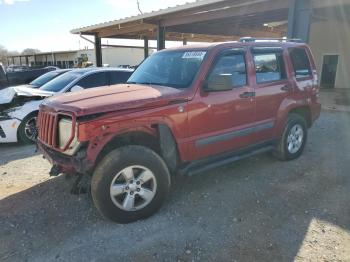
[0,45,20,65]
[0,45,8,65]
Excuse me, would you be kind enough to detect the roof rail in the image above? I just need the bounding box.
[239,37,303,43]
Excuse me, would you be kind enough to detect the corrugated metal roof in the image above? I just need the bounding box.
[70,0,228,34]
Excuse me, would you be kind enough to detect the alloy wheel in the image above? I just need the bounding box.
[109,165,157,211]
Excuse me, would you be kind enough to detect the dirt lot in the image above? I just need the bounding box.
[0,110,350,262]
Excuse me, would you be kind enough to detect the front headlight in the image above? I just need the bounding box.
[58,117,81,155]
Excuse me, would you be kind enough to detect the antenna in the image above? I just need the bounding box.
[137,0,143,15]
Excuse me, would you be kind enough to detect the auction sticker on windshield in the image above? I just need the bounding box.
[182,51,206,59]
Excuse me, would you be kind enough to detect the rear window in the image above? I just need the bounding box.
[253,52,286,83]
[289,48,312,79]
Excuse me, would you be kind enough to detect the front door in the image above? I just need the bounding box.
[188,50,255,160]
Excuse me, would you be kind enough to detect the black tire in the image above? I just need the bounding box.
[91,145,171,223]
[18,112,38,144]
[274,113,308,161]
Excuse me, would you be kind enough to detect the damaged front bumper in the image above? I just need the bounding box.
[38,141,93,175]
[0,118,21,143]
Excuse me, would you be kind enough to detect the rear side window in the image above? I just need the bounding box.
[76,72,108,89]
[209,53,247,87]
[289,48,312,78]
[109,71,132,85]
[253,52,286,83]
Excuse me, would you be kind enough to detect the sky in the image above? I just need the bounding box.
[0,0,195,52]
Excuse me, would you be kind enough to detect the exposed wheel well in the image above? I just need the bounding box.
[95,125,180,174]
[96,131,160,165]
[289,106,311,127]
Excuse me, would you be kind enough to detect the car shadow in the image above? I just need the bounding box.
[0,153,349,261]
[0,143,38,165]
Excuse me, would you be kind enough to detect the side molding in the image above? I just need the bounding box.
[195,121,274,148]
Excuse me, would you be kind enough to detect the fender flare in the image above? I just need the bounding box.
[158,124,179,173]
[275,98,310,136]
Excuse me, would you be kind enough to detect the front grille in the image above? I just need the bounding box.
[38,111,57,147]
[0,125,5,138]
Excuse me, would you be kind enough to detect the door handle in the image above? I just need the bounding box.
[239,92,255,99]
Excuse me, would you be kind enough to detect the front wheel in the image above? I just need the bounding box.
[18,112,38,144]
[91,145,171,223]
[274,113,308,161]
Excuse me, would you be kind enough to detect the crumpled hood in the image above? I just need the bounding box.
[42,84,187,116]
[0,85,54,105]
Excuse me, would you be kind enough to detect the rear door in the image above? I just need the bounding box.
[188,49,256,159]
[252,47,292,142]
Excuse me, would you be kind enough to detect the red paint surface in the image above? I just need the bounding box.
[38,41,321,173]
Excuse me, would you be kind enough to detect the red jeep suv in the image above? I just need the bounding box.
[37,39,321,223]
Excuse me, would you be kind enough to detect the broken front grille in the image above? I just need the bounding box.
[37,111,57,147]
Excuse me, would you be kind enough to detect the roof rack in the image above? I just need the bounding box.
[239,37,303,43]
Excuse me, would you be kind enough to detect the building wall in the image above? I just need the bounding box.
[9,47,152,68]
[309,17,350,88]
[27,52,76,67]
[77,47,152,67]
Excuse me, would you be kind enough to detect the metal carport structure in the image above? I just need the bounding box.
[71,0,347,67]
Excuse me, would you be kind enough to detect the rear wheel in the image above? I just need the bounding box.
[274,113,307,161]
[91,145,171,223]
[18,112,38,144]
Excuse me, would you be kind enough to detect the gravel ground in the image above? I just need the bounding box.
[0,110,350,262]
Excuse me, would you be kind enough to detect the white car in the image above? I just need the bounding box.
[0,68,133,143]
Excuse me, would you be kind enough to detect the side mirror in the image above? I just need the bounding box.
[204,74,233,92]
[70,85,84,92]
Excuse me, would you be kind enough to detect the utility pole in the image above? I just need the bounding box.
[137,0,143,15]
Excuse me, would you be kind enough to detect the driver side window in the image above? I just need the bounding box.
[75,72,108,89]
[209,53,247,87]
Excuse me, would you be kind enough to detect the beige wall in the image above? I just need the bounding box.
[77,47,154,67]
[10,47,152,68]
[309,17,350,88]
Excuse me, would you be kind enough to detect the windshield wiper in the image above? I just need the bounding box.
[134,82,164,86]
[127,81,164,86]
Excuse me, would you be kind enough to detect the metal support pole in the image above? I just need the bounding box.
[183,38,187,45]
[12,57,14,65]
[53,53,56,66]
[19,56,22,65]
[287,0,312,43]
[33,55,36,66]
[94,34,103,67]
[144,36,149,59]
[157,25,165,50]
[25,56,29,66]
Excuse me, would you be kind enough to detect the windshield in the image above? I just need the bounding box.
[30,71,65,88]
[39,71,85,92]
[127,50,207,89]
